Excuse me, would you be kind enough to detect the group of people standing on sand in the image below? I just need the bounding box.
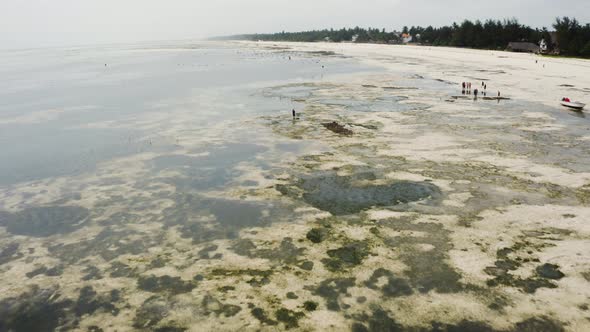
[462,81,501,99]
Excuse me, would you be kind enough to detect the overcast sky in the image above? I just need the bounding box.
[1,0,589,49]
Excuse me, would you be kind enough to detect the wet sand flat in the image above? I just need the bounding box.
[1,41,590,331]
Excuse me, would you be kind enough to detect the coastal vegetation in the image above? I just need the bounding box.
[225,17,590,58]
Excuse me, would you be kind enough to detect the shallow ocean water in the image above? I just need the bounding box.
[1,41,589,331]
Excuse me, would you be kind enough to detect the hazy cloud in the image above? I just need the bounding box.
[1,0,588,48]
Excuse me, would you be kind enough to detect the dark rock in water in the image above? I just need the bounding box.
[322,121,353,136]
[536,264,565,280]
[306,228,329,243]
[0,206,89,237]
[296,174,441,215]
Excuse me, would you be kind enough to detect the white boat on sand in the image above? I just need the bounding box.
[560,101,585,111]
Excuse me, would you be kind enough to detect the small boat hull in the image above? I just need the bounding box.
[561,101,585,110]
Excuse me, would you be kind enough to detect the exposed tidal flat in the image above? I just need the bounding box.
[0,41,589,331]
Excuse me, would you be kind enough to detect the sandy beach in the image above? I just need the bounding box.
[1,41,590,331]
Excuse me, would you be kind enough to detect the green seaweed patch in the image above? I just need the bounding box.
[293,173,441,215]
[513,316,565,332]
[110,261,137,278]
[211,268,273,287]
[303,301,318,311]
[26,264,65,278]
[430,320,501,332]
[161,193,276,244]
[137,275,197,295]
[275,308,305,329]
[148,256,170,269]
[0,206,89,237]
[251,307,278,326]
[211,268,273,278]
[75,286,121,317]
[218,286,236,293]
[379,219,464,293]
[49,227,164,264]
[364,268,413,297]
[352,309,403,332]
[323,241,370,271]
[0,286,77,331]
[536,264,565,280]
[485,238,564,293]
[486,273,558,294]
[231,238,304,265]
[198,244,222,260]
[309,278,355,311]
[0,285,121,331]
[306,227,330,243]
[154,326,187,332]
[575,187,590,204]
[202,295,242,317]
[134,296,169,329]
[0,242,22,265]
[82,265,103,281]
[297,261,314,271]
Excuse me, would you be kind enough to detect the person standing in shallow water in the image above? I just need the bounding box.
[292,109,296,118]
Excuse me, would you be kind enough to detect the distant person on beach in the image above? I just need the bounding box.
[292,109,296,117]
[462,82,465,89]
[474,89,479,98]
[498,91,501,97]
[484,84,487,90]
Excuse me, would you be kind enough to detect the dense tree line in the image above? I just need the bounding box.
[553,17,590,57]
[223,17,590,58]
[226,27,400,44]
